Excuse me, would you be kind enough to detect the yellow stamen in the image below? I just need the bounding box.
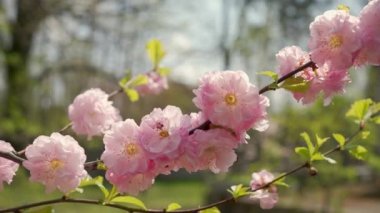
[125,143,139,156]
[224,93,237,105]
[50,159,64,170]
[159,130,169,138]
[329,35,343,49]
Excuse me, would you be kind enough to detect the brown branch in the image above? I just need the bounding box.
[258,61,316,94]
[1,125,363,213]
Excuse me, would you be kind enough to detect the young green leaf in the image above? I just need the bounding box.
[295,147,310,160]
[158,67,171,76]
[315,134,329,149]
[346,99,373,122]
[311,152,325,161]
[372,116,380,124]
[25,206,54,213]
[274,175,289,188]
[332,133,346,149]
[146,39,165,68]
[349,145,368,161]
[361,131,370,139]
[337,4,350,13]
[167,203,182,211]
[118,71,132,88]
[227,184,250,199]
[300,132,314,155]
[111,196,147,210]
[130,74,149,88]
[199,207,221,213]
[79,176,109,198]
[281,77,310,92]
[257,71,278,81]
[97,161,107,170]
[124,88,139,102]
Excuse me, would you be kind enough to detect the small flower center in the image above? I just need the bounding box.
[50,159,64,170]
[125,143,139,156]
[159,130,169,138]
[224,93,237,105]
[329,35,343,49]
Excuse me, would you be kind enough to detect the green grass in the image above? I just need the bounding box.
[0,169,207,212]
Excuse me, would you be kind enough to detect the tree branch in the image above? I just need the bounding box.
[0,124,363,213]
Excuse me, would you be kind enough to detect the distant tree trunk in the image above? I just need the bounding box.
[365,66,380,100]
[221,0,231,70]
[4,1,49,125]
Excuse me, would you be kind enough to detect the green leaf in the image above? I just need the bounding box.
[311,152,325,161]
[337,4,350,13]
[118,71,132,88]
[158,67,171,76]
[79,176,109,198]
[315,134,329,149]
[130,74,149,88]
[349,145,368,161]
[104,185,119,202]
[372,116,380,124]
[281,77,310,92]
[97,161,107,170]
[295,147,310,160]
[227,184,250,199]
[274,175,289,188]
[111,196,147,210]
[146,39,166,68]
[332,133,346,149]
[300,132,314,155]
[361,131,370,139]
[257,70,278,81]
[167,203,182,211]
[346,99,373,122]
[323,156,337,164]
[199,207,221,213]
[25,206,54,213]
[124,88,139,102]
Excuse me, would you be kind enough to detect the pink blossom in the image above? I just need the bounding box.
[190,129,238,173]
[0,140,19,190]
[23,133,87,193]
[101,119,150,176]
[309,10,361,70]
[68,88,121,138]
[135,72,168,96]
[174,112,205,173]
[106,171,155,195]
[275,46,350,105]
[139,105,183,158]
[193,71,269,134]
[293,65,350,105]
[250,170,278,209]
[276,46,313,78]
[355,0,380,66]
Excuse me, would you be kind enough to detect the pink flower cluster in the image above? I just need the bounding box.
[276,46,350,105]
[193,71,269,134]
[23,133,87,193]
[0,141,19,190]
[101,71,269,194]
[250,170,278,209]
[276,0,379,104]
[135,72,168,96]
[68,88,121,138]
[355,0,380,66]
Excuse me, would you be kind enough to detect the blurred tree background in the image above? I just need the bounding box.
[0,0,379,212]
